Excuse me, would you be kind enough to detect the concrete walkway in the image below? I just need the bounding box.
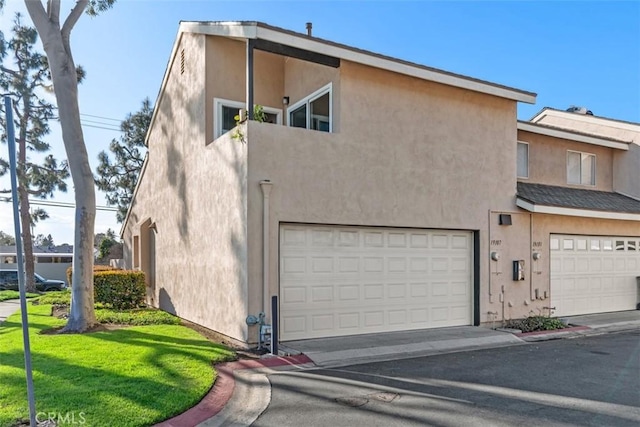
[0,299,20,324]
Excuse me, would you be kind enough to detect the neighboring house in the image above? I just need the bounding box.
[0,245,73,284]
[122,21,639,346]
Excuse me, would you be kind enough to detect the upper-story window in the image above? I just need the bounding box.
[287,83,332,132]
[213,98,282,139]
[567,150,595,186]
[517,141,529,179]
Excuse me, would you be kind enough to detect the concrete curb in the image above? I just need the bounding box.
[516,322,640,342]
[301,334,525,368]
[154,354,313,427]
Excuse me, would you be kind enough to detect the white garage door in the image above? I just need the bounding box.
[279,224,473,341]
[550,235,640,317]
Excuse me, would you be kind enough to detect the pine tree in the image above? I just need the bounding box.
[96,98,152,222]
[0,13,69,293]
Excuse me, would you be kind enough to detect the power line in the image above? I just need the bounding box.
[79,113,122,123]
[0,196,118,212]
[81,123,122,132]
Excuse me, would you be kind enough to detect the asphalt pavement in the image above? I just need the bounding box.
[256,330,640,426]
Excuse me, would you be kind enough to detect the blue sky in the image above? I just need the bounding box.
[1,0,639,244]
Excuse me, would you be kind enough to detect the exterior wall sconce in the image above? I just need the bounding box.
[282,96,289,106]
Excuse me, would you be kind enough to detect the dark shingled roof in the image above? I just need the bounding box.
[517,182,640,214]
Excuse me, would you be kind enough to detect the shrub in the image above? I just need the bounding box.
[33,290,71,305]
[96,308,180,326]
[505,315,567,333]
[66,264,117,285]
[94,270,146,310]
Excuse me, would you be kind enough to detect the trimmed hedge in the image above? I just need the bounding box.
[94,270,146,310]
[66,264,116,285]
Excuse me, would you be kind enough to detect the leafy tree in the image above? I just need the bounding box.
[25,0,116,332]
[0,231,16,245]
[95,98,151,222]
[0,14,69,292]
[33,233,54,247]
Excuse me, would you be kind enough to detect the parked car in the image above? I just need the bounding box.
[0,269,66,292]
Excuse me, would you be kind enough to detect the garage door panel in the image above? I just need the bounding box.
[280,225,473,340]
[551,234,640,317]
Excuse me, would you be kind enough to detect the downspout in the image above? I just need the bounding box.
[260,180,273,321]
[246,39,255,120]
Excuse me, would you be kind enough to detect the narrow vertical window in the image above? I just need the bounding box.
[517,142,529,178]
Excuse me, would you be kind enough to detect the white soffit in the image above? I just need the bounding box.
[517,122,630,150]
[179,22,536,104]
[516,198,640,222]
[531,109,640,133]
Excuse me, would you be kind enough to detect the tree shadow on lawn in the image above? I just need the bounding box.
[0,329,229,425]
[0,319,63,335]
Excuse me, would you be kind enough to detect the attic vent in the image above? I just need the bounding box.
[180,49,185,75]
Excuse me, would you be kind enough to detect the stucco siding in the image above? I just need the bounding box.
[246,67,519,326]
[486,211,639,322]
[614,143,640,200]
[518,130,614,191]
[205,36,286,142]
[535,114,639,143]
[124,34,249,343]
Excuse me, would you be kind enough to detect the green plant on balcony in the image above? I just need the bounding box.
[232,104,266,143]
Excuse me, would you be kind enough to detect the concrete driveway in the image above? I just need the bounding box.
[256,330,640,426]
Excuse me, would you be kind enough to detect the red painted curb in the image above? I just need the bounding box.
[154,354,314,427]
[516,325,591,337]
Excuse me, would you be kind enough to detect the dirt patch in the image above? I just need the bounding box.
[40,304,126,335]
[40,323,125,335]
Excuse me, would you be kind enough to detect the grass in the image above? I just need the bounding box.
[0,291,39,302]
[95,308,181,326]
[33,290,181,326]
[0,304,235,427]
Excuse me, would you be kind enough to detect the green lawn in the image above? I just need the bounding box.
[0,304,235,427]
[0,291,38,302]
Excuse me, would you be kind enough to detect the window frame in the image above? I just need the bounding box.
[286,83,333,133]
[567,150,596,186]
[213,98,283,139]
[517,141,529,179]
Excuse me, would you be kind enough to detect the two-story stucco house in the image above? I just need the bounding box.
[122,21,640,346]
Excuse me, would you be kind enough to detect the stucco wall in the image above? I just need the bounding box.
[124,34,250,343]
[487,211,640,322]
[518,130,614,191]
[614,143,640,200]
[535,113,639,143]
[205,36,286,142]
[246,62,519,327]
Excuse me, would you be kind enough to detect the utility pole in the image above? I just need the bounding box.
[5,96,37,426]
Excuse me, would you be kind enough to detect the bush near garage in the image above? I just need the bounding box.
[505,315,567,333]
[94,270,146,310]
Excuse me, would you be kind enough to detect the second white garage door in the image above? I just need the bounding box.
[551,234,640,317]
[279,224,473,341]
